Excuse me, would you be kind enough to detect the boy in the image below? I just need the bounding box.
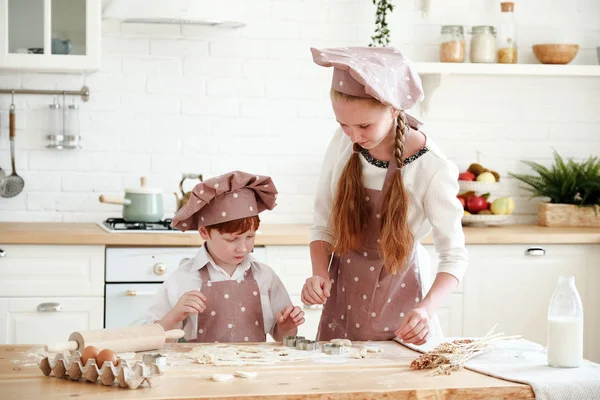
[148,171,304,342]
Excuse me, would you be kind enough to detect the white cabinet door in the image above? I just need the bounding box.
[0,297,103,345]
[0,0,101,72]
[292,297,322,340]
[0,245,104,297]
[436,293,463,337]
[265,246,312,297]
[463,244,596,359]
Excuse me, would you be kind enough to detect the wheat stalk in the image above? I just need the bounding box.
[410,324,520,375]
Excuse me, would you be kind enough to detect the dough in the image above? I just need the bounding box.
[237,347,261,354]
[195,352,215,365]
[349,348,368,359]
[331,338,352,347]
[363,345,383,353]
[211,374,234,382]
[235,371,258,379]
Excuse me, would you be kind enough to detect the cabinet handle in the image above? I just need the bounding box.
[303,304,324,310]
[125,290,157,297]
[525,247,546,256]
[0,249,5,257]
[37,303,62,312]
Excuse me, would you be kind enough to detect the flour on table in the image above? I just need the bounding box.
[183,344,327,366]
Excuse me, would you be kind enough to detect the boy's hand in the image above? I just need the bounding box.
[276,305,305,333]
[168,290,207,323]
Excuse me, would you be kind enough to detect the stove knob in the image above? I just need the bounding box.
[154,263,167,275]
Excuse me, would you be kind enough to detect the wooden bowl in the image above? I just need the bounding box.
[532,44,579,64]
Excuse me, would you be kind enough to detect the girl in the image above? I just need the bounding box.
[301,47,468,346]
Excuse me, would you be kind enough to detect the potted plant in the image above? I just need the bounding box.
[510,150,600,228]
[370,0,394,47]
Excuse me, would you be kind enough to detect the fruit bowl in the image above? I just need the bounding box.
[532,44,579,65]
[458,180,501,193]
[462,214,509,226]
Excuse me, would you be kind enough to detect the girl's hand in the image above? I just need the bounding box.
[301,275,331,305]
[395,307,431,346]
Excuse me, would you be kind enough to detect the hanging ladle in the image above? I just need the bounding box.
[1,93,25,198]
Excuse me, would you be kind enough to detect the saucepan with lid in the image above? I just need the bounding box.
[99,177,164,222]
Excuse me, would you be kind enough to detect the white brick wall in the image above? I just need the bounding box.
[0,0,599,225]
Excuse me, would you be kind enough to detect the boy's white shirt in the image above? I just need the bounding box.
[147,244,292,341]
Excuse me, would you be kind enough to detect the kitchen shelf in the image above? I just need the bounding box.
[413,62,600,115]
[414,62,600,77]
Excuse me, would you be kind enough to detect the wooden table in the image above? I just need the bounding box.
[0,343,534,400]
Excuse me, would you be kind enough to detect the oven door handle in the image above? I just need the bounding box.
[125,290,158,297]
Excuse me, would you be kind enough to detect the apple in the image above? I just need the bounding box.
[490,197,515,215]
[457,195,466,209]
[458,171,476,181]
[467,195,488,214]
[476,171,496,182]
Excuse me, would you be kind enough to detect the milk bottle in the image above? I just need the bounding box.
[547,276,584,368]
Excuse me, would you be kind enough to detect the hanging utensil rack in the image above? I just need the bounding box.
[0,85,90,102]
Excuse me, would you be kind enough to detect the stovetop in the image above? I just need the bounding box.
[98,218,195,234]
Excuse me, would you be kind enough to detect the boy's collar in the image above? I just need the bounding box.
[191,242,256,272]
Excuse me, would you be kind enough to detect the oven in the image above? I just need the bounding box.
[104,246,267,329]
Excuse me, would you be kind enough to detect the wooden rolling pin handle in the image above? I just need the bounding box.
[44,341,79,353]
[165,329,185,341]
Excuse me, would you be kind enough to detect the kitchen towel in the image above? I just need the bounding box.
[401,338,600,400]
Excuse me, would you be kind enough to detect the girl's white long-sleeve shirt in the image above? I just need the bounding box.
[310,128,468,282]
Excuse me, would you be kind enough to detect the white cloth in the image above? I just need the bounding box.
[147,244,293,341]
[403,338,600,400]
[310,128,468,282]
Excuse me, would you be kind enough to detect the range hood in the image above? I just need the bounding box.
[102,0,246,27]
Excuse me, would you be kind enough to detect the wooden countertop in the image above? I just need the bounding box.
[0,343,534,400]
[0,222,599,246]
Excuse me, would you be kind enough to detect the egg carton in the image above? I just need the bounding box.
[38,351,164,389]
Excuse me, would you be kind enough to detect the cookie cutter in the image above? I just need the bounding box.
[295,339,318,351]
[142,354,167,367]
[282,335,305,347]
[322,343,346,355]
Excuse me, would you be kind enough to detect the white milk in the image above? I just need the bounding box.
[547,316,583,368]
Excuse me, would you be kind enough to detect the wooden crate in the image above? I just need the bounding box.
[538,203,600,228]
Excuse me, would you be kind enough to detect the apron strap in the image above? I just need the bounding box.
[199,266,210,282]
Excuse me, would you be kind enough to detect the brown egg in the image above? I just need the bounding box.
[81,345,99,366]
[96,349,118,368]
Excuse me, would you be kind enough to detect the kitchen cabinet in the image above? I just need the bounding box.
[0,0,101,72]
[0,245,104,297]
[0,244,104,344]
[0,297,103,345]
[265,246,321,339]
[462,244,600,363]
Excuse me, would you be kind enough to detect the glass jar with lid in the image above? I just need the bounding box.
[470,25,496,63]
[497,2,517,63]
[439,25,465,63]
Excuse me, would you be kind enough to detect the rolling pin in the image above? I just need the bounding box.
[44,324,184,353]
